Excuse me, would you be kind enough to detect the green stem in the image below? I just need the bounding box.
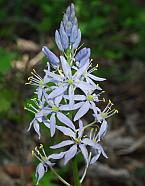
[72,156,81,186]
[50,166,72,186]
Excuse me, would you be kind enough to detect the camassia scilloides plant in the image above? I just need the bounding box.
[25,3,118,186]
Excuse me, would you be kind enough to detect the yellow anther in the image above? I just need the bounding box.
[35,147,40,155]
[31,98,37,101]
[103,98,106,102]
[96,64,99,68]
[115,110,119,113]
[33,69,36,73]
[32,150,34,156]
[109,99,112,104]
[39,144,43,149]
[25,82,31,85]
[28,103,32,107]
[28,76,32,80]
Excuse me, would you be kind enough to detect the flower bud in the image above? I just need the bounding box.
[42,46,59,68]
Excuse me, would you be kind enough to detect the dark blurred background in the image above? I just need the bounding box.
[0,0,145,186]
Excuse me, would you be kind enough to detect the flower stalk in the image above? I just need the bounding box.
[25,3,117,185]
[72,156,81,186]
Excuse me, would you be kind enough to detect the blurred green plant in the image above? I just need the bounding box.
[0,48,17,73]
[0,0,145,62]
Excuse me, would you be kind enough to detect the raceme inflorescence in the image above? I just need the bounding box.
[25,3,117,186]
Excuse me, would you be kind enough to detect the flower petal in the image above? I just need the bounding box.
[74,101,90,121]
[27,118,35,132]
[64,144,77,165]
[60,56,72,78]
[88,74,106,81]
[57,112,75,130]
[75,47,87,61]
[59,102,84,111]
[50,140,74,149]
[33,120,41,139]
[36,163,45,185]
[97,120,108,142]
[50,113,56,137]
[90,152,101,164]
[59,23,69,49]
[69,85,74,106]
[42,117,50,128]
[47,85,67,99]
[79,144,88,164]
[73,29,81,49]
[70,24,78,43]
[54,95,63,107]
[74,60,89,79]
[55,30,64,51]
[57,125,76,138]
[42,46,59,68]
[78,119,84,138]
[77,81,94,93]
[73,95,86,101]
[82,138,96,148]
[49,152,65,160]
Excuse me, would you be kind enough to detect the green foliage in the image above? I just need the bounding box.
[0,89,12,112]
[1,0,145,62]
[0,48,17,74]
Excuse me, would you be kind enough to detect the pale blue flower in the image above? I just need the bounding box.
[64,90,104,121]
[32,95,82,137]
[88,129,108,164]
[50,120,106,165]
[83,65,106,89]
[26,98,50,138]
[47,56,94,106]
[32,144,65,185]
[93,100,118,123]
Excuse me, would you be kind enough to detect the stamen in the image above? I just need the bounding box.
[24,106,36,114]
[32,150,43,162]
[27,104,39,112]
[39,144,47,157]
[32,69,42,80]
[25,82,32,85]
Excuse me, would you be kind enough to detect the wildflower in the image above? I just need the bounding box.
[25,98,50,138]
[32,144,65,185]
[25,3,117,185]
[47,56,94,105]
[27,95,83,137]
[88,128,108,164]
[41,95,82,136]
[25,69,47,100]
[79,63,106,90]
[73,90,105,121]
[51,120,106,165]
[64,90,105,121]
[94,100,118,123]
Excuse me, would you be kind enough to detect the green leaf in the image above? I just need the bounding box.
[0,48,17,73]
[0,89,13,112]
